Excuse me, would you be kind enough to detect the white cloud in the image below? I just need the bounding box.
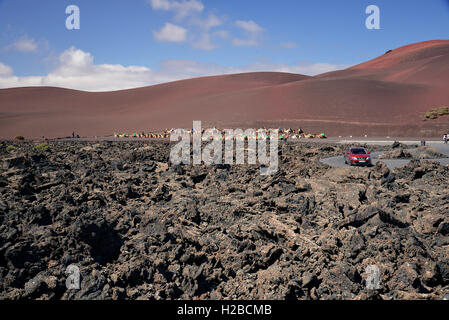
[153,10,224,50]
[153,23,188,42]
[58,47,94,72]
[233,20,264,47]
[150,0,172,10]
[149,0,204,20]
[213,30,229,39]
[0,47,158,91]
[191,33,216,50]
[189,13,224,50]
[149,1,266,50]
[4,37,38,52]
[235,20,264,33]
[0,47,348,92]
[191,13,222,29]
[0,62,13,76]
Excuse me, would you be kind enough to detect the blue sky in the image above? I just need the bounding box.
[0,0,448,91]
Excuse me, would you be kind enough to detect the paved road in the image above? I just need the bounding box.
[320,141,449,169]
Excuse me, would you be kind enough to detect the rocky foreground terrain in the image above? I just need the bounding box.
[378,146,448,160]
[0,140,448,300]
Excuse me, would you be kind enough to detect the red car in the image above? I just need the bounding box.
[344,147,372,166]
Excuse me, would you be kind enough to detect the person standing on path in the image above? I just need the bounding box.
[444,134,448,144]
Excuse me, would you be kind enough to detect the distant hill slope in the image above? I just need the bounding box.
[1,41,449,138]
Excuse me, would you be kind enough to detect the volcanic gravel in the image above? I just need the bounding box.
[0,141,448,300]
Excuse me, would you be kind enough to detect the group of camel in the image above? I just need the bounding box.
[113,128,327,140]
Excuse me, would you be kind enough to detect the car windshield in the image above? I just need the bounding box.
[351,148,367,155]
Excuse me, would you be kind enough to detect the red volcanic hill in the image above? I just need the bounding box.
[1,40,449,139]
